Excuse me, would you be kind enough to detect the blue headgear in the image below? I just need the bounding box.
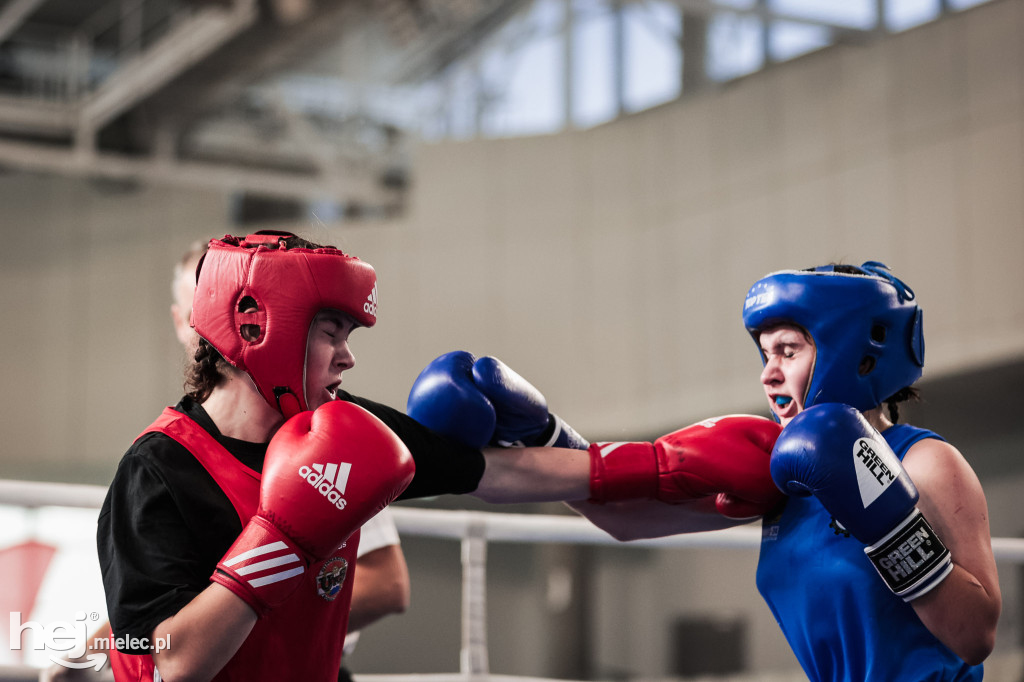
[742,261,924,412]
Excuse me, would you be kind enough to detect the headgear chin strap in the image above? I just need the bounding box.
[191,231,377,418]
[742,261,924,413]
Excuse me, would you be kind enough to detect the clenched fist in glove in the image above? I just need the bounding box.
[407,350,586,449]
[771,403,952,601]
[471,355,589,449]
[589,415,784,518]
[212,400,415,616]
[406,351,497,449]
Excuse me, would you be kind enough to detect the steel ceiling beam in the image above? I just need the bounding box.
[138,0,361,137]
[386,0,535,83]
[0,136,395,203]
[668,0,875,33]
[0,0,48,46]
[0,93,76,136]
[77,0,259,137]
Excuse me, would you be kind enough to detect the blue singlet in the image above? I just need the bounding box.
[756,424,983,682]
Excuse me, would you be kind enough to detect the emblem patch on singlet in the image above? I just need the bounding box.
[316,557,349,602]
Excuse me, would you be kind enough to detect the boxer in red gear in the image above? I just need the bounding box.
[99,233,494,682]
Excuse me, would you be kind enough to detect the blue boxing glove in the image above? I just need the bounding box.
[406,351,497,449]
[407,351,588,451]
[771,403,953,601]
[471,356,589,450]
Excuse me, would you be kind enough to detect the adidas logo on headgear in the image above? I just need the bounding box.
[363,285,378,317]
[298,462,351,510]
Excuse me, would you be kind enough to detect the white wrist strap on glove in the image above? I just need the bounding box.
[864,508,953,602]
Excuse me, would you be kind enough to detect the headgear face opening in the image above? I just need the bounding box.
[741,261,924,412]
[191,231,377,417]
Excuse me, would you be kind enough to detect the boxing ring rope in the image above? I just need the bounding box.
[3,478,1024,682]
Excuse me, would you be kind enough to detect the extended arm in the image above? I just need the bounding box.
[567,497,752,541]
[410,352,783,522]
[473,445,590,503]
[473,444,771,539]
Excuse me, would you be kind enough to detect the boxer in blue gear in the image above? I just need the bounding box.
[746,262,999,681]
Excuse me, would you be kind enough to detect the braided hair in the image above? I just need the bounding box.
[184,338,231,403]
[884,385,920,425]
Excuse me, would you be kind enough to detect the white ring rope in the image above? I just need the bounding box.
[5,479,1022,558]
[0,479,108,510]
[2,478,1023,681]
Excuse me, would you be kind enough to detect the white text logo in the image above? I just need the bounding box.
[853,437,899,507]
[299,462,352,510]
[744,289,775,310]
[5,611,156,670]
[363,285,378,317]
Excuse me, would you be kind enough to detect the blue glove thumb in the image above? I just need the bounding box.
[472,356,589,450]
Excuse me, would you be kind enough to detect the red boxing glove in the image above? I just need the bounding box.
[213,401,415,616]
[588,414,783,518]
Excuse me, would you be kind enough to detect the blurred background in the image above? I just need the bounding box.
[0,0,1022,679]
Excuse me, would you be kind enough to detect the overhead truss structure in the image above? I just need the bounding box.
[0,0,964,213]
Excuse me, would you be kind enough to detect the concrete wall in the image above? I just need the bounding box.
[0,177,230,482]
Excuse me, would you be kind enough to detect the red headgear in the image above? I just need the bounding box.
[191,231,377,417]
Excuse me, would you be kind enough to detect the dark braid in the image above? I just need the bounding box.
[884,386,920,424]
[185,338,230,403]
